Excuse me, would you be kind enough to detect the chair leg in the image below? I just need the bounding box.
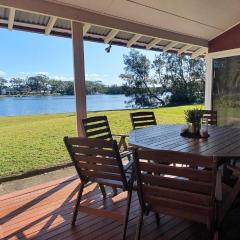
[72,182,84,226]
[122,188,133,240]
[99,184,106,198]
[232,159,237,166]
[213,231,219,240]
[135,210,144,240]
[100,183,117,196]
[113,187,118,196]
[155,212,160,225]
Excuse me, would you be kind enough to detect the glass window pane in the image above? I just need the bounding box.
[212,56,240,127]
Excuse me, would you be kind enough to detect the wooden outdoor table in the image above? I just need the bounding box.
[129,124,240,159]
[129,124,240,220]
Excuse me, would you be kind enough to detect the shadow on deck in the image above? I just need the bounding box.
[0,176,216,240]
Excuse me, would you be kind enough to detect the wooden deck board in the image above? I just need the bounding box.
[0,176,207,240]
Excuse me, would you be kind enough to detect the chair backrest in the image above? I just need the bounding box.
[82,116,113,141]
[201,110,217,126]
[134,149,217,225]
[130,111,157,129]
[64,136,128,189]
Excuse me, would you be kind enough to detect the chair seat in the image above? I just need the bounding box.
[91,162,134,190]
[93,178,125,188]
[120,149,132,158]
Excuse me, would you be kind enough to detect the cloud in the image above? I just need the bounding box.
[52,75,73,81]
[85,73,105,82]
[0,70,6,76]
[19,72,30,76]
[34,72,73,81]
[35,71,50,76]
[85,73,122,85]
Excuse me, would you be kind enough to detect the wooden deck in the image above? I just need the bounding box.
[0,175,210,240]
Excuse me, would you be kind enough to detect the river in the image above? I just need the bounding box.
[0,95,132,116]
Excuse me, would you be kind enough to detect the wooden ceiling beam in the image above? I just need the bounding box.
[0,0,208,47]
[127,34,141,47]
[163,41,177,52]
[146,38,161,50]
[45,16,57,35]
[178,44,192,55]
[192,47,207,59]
[83,23,91,35]
[8,7,15,30]
[104,29,119,44]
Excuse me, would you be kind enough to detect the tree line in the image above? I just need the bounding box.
[120,50,206,107]
[0,75,123,96]
[0,50,206,107]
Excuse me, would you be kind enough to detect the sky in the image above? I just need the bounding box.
[0,28,157,86]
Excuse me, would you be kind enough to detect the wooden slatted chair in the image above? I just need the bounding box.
[82,116,133,195]
[201,110,218,126]
[220,161,240,221]
[133,149,222,240]
[130,111,157,129]
[64,137,134,239]
[82,116,129,154]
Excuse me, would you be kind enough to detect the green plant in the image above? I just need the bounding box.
[184,108,203,124]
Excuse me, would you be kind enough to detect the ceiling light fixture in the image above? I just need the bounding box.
[105,42,112,53]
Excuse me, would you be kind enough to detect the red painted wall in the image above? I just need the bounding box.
[208,24,240,53]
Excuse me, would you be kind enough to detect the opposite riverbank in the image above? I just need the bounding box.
[0,105,201,177]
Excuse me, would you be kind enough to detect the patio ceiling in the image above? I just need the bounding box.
[49,0,240,41]
[1,0,228,58]
[0,0,239,58]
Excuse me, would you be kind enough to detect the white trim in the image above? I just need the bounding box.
[208,48,240,59]
[204,48,240,110]
[205,55,213,110]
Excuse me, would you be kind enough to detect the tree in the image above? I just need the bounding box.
[105,85,123,94]
[48,79,65,94]
[9,78,25,92]
[26,74,49,93]
[86,81,106,94]
[63,81,74,95]
[0,77,7,94]
[120,50,164,107]
[120,50,206,107]
[157,53,205,105]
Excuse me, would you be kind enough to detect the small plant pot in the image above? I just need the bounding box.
[188,123,200,135]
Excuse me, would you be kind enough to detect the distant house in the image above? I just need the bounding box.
[4,88,20,95]
[0,88,7,95]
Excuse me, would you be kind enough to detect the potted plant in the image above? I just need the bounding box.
[184,108,203,135]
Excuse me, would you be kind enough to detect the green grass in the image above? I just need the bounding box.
[0,105,201,177]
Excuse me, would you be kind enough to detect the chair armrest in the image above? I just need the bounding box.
[227,165,240,176]
[112,134,129,138]
[120,150,132,158]
[115,134,129,151]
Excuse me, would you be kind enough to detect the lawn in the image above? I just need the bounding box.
[0,105,201,177]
